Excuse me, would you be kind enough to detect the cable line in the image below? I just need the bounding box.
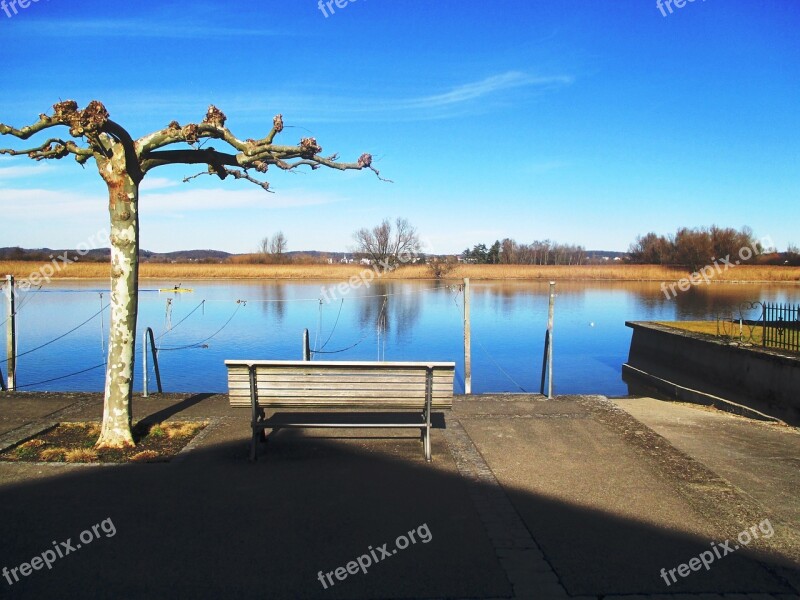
[15,362,106,389]
[318,298,344,351]
[157,299,206,340]
[0,303,110,365]
[451,290,527,393]
[157,300,245,351]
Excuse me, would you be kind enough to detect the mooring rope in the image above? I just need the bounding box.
[15,362,106,389]
[157,300,245,351]
[0,303,110,365]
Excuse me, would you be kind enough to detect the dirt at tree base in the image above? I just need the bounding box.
[0,421,207,463]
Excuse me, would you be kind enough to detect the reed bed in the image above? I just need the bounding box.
[1,260,798,282]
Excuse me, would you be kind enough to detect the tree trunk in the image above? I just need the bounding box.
[96,174,139,449]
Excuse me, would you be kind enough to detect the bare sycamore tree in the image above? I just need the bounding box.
[260,231,287,263]
[269,231,287,257]
[353,217,421,269]
[0,101,383,449]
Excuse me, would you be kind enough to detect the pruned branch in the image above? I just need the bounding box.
[0,113,58,140]
[183,165,273,192]
[0,137,92,161]
[2,101,389,191]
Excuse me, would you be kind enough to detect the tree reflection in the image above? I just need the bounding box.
[258,283,286,323]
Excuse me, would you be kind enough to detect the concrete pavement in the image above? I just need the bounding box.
[0,392,797,599]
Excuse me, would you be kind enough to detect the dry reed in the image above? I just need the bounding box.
[1,260,798,283]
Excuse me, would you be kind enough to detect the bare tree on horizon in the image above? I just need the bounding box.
[353,217,421,269]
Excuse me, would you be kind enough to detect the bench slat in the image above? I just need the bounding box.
[228,381,452,390]
[225,360,454,369]
[230,401,452,409]
[230,390,451,399]
[227,369,452,379]
[226,360,454,410]
[227,381,453,392]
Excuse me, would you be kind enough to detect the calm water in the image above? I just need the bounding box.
[4,279,799,395]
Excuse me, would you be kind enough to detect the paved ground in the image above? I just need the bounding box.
[0,392,797,599]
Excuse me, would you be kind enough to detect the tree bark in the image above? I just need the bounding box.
[96,173,139,449]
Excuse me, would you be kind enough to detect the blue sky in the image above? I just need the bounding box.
[0,0,797,255]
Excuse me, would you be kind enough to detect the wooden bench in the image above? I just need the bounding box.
[225,360,456,462]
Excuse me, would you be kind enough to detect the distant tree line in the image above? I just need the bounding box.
[628,226,764,270]
[463,239,587,265]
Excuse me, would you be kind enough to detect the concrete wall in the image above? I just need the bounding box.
[623,322,800,425]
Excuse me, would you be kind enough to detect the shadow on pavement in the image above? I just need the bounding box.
[0,415,797,599]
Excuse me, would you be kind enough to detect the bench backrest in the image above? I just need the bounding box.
[225,360,455,410]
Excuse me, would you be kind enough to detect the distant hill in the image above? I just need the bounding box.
[0,246,631,264]
[0,247,232,263]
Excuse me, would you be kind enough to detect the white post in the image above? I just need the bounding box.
[547,281,555,399]
[464,277,472,395]
[5,275,16,391]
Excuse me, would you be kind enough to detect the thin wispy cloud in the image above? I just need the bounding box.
[12,19,282,39]
[0,185,341,219]
[139,177,181,192]
[0,188,101,218]
[96,71,575,124]
[526,160,570,173]
[139,187,341,214]
[0,163,54,181]
[400,72,573,110]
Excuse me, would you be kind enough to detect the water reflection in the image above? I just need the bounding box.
[257,282,286,323]
[4,279,797,396]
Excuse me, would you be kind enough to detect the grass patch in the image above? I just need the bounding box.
[65,448,98,463]
[0,420,208,464]
[656,320,800,354]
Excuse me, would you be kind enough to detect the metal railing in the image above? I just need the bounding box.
[762,302,800,352]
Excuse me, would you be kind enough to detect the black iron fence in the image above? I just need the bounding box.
[762,302,800,352]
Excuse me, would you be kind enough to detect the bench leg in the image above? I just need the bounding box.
[249,365,261,462]
[424,424,431,462]
[250,425,259,462]
[424,367,433,461]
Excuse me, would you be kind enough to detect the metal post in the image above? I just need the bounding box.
[540,330,550,395]
[142,329,149,397]
[302,328,310,361]
[147,328,162,394]
[463,278,472,395]
[142,327,162,397]
[546,281,555,399]
[5,275,16,391]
